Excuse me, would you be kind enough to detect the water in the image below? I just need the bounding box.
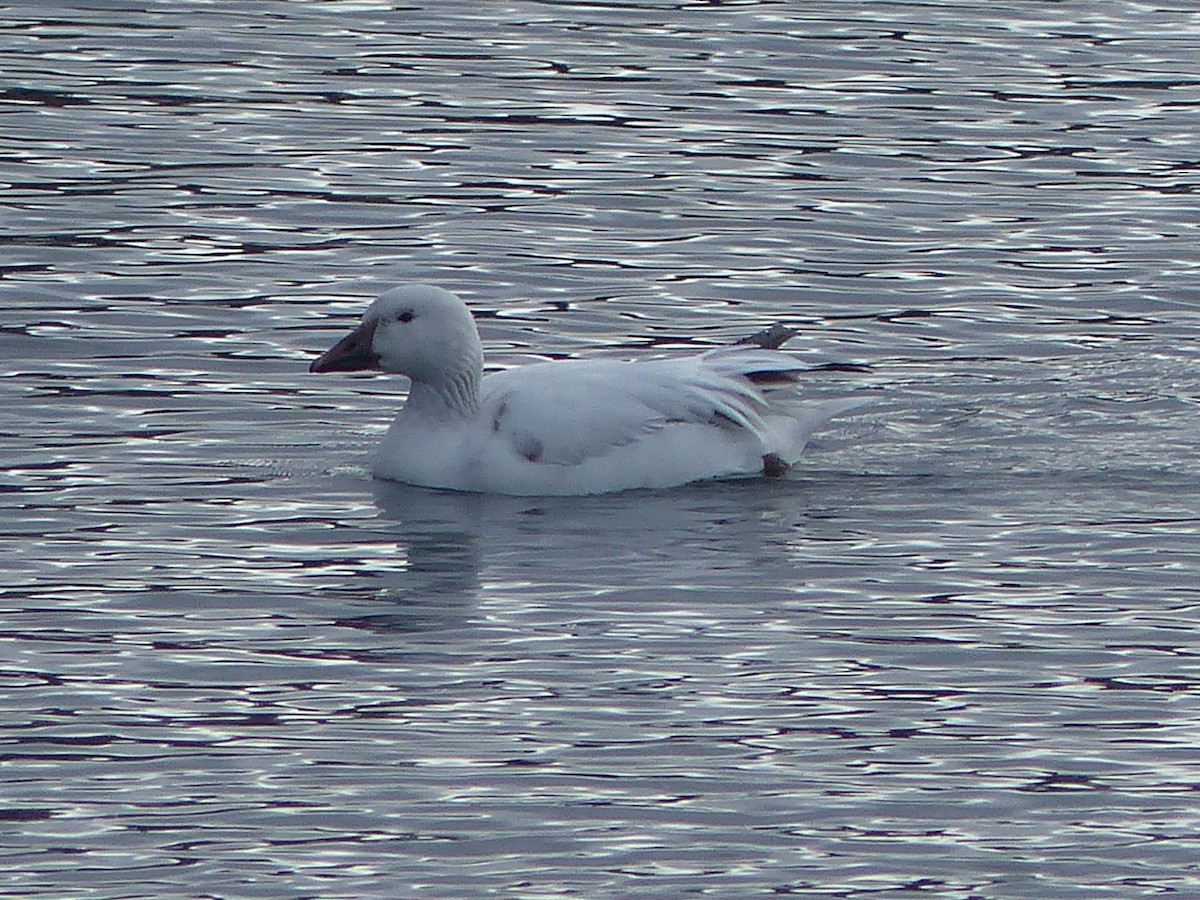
[2,1,1199,897]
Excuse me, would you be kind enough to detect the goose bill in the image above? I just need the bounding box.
[310,320,380,373]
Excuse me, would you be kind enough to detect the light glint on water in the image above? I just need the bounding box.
[2,2,1199,898]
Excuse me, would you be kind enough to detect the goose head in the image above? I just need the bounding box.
[310,284,484,413]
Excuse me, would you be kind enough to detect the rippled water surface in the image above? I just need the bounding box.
[3,2,1200,897]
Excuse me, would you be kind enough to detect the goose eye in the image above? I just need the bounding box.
[396,310,414,323]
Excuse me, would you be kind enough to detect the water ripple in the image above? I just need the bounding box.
[3,1,1200,897]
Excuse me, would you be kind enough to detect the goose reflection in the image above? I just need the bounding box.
[334,474,853,635]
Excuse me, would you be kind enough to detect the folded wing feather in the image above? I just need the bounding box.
[481,346,806,466]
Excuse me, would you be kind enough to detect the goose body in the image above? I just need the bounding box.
[310,285,855,496]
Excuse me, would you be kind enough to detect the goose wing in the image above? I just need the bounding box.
[480,347,804,466]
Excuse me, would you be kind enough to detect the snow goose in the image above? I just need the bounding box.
[310,284,857,495]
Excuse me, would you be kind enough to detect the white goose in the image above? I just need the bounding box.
[310,285,857,496]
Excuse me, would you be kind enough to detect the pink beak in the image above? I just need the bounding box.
[310,319,380,373]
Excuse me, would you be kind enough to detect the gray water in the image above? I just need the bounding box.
[3,2,1199,897]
